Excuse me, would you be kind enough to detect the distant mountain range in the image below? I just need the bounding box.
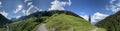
[96,11,120,31]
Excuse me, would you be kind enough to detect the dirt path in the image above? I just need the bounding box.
[92,28,98,31]
[36,23,48,31]
[7,25,9,31]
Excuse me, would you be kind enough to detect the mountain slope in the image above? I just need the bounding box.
[3,10,106,31]
[7,10,83,31]
[96,11,120,31]
[0,14,11,28]
[45,14,106,31]
[18,10,83,21]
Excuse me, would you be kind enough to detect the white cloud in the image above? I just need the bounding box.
[48,0,71,10]
[0,11,8,17]
[110,0,115,4]
[79,12,89,21]
[27,2,32,6]
[7,17,11,20]
[14,5,23,13]
[24,0,33,6]
[22,8,42,16]
[79,12,89,22]
[23,0,42,15]
[80,15,89,21]
[23,5,40,15]
[16,16,21,19]
[22,10,26,15]
[24,0,32,3]
[106,0,120,12]
[0,1,2,7]
[91,12,109,24]
[0,1,1,5]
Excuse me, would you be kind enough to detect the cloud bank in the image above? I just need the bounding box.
[23,0,41,15]
[23,5,40,15]
[80,12,109,24]
[0,11,8,17]
[0,1,2,7]
[106,0,120,12]
[91,12,108,24]
[80,15,89,21]
[48,0,71,10]
[0,1,8,18]
[14,5,23,13]
[16,16,21,19]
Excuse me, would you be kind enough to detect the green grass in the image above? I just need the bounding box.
[0,28,6,31]
[45,14,106,31]
[8,17,42,31]
[0,13,107,31]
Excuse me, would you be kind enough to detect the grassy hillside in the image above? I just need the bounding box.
[7,16,48,31]
[45,14,106,31]
[8,17,38,31]
[18,10,83,20]
[96,11,120,31]
[0,10,106,31]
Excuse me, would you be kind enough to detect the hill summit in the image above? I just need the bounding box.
[18,10,83,20]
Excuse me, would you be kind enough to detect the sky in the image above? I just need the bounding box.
[0,0,120,24]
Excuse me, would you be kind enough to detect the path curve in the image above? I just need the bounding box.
[92,28,98,31]
[36,23,48,31]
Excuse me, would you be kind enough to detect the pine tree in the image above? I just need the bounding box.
[89,15,91,23]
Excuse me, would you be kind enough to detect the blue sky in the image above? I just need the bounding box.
[0,0,120,24]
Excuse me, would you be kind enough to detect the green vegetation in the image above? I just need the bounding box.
[97,28,106,31]
[96,11,120,31]
[7,17,46,31]
[0,14,12,31]
[0,10,107,31]
[0,14,12,28]
[46,14,106,31]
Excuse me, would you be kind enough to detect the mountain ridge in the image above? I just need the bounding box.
[96,11,120,31]
[16,10,83,21]
[0,10,106,31]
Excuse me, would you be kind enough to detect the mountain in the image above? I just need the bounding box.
[96,11,120,31]
[45,14,106,31]
[18,10,83,21]
[0,14,11,28]
[2,10,106,31]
